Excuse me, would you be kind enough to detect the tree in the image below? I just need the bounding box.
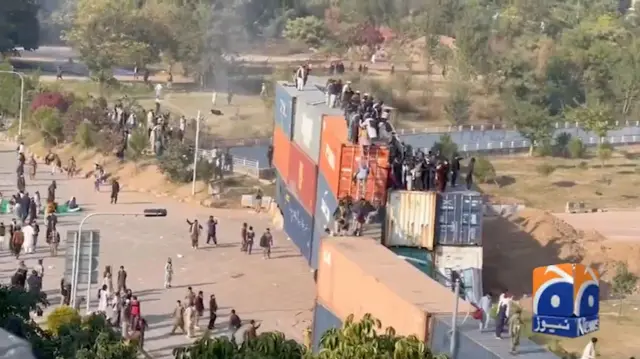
[430,134,459,159]
[318,313,447,359]
[173,331,304,359]
[473,157,497,184]
[157,140,195,183]
[506,98,555,156]
[0,0,40,54]
[611,261,639,319]
[31,107,64,146]
[63,0,162,85]
[283,16,328,47]
[444,82,472,125]
[565,100,618,143]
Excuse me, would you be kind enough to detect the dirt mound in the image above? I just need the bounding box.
[483,208,640,297]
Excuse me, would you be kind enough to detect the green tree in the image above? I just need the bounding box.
[473,157,497,184]
[565,101,618,143]
[283,16,328,47]
[444,82,471,125]
[611,261,639,319]
[430,134,459,159]
[0,0,40,54]
[173,331,304,359]
[506,98,555,156]
[157,140,195,183]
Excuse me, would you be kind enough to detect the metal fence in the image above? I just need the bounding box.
[394,120,640,135]
[197,149,270,179]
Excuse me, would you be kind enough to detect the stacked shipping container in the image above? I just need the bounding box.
[381,190,484,303]
[272,81,392,269]
[312,237,474,351]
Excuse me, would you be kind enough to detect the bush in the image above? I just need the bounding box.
[473,157,497,183]
[597,143,613,167]
[126,128,150,162]
[158,140,195,182]
[430,134,459,159]
[535,139,553,157]
[75,122,96,148]
[553,132,572,157]
[46,306,81,335]
[567,137,585,159]
[577,161,589,170]
[197,158,215,181]
[95,129,124,154]
[32,107,64,145]
[536,163,556,176]
[63,103,105,142]
[30,92,71,113]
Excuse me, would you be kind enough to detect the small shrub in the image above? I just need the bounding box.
[536,163,556,176]
[32,107,64,145]
[535,140,553,157]
[158,140,195,183]
[47,306,81,334]
[567,137,585,159]
[126,127,150,162]
[95,129,124,154]
[577,161,589,170]
[197,158,215,181]
[30,91,71,113]
[553,132,572,157]
[474,157,497,183]
[75,122,96,148]
[597,143,613,167]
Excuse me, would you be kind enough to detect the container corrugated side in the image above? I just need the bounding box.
[273,126,291,180]
[287,142,319,215]
[274,82,296,139]
[435,191,484,246]
[282,186,314,265]
[274,170,286,209]
[337,145,390,205]
[310,172,338,270]
[384,191,437,249]
[312,300,342,353]
[317,237,475,342]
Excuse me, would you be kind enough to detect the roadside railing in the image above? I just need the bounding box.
[197,150,271,180]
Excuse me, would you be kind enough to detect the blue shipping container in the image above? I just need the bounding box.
[274,82,296,139]
[388,246,434,278]
[435,191,483,246]
[312,302,342,353]
[283,186,314,265]
[274,170,286,209]
[310,173,339,270]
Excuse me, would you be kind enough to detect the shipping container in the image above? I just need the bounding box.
[286,142,319,215]
[274,171,286,209]
[389,246,434,278]
[283,186,314,265]
[293,100,324,163]
[310,172,338,270]
[274,82,296,139]
[318,117,390,204]
[436,191,484,246]
[318,115,348,182]
[384,191,437,249]
[312,300,342,353]
[273,126,291,180]
[317,237,474,342]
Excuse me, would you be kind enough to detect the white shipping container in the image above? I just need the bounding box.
[434,246,483,274]
[383,191,437,249]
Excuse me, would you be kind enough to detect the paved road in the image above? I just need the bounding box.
[0,144,315,358]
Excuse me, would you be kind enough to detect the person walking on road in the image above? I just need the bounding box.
[194,291,204,329]
[206,216,217,245]
[164,258,173,288]
[186,219,202,250]
[170,301,185,335]
[245,226,255,255]
[207,294,218,330]
[110,179,120,204]
[47,181,57,203]
[260,229,273,259]
[117,266,128,292]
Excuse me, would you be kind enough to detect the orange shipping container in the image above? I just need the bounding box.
[319,116,389,204]
[273,126,291,180]
[317,237,474,342]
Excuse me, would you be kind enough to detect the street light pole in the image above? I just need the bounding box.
[192,110,201,195]
[70,209,168,311]
[0,70,25,139]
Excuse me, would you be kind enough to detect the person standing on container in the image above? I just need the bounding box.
[451,155,462,187]
[295,65,306,91]
[466,157,476,190]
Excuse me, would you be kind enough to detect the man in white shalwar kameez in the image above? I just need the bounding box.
[21,224,35,254]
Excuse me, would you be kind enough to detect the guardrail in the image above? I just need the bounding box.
[435,134,640,155]
[394,120,640,135]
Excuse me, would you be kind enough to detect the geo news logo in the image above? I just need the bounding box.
[532,263,600,338]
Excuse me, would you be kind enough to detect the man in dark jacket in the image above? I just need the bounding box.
[47,181,57,203]
[110,179,120,204]
[206,216,217,245]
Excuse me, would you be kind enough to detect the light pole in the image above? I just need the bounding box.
[192,110,201,195]
[70,209,168,311]
[0,70,25,138]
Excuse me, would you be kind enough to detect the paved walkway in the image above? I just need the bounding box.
[0,144,315,358]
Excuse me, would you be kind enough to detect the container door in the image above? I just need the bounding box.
[337,145,390,204]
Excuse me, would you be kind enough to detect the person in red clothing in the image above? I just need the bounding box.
[129,296,141,329]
